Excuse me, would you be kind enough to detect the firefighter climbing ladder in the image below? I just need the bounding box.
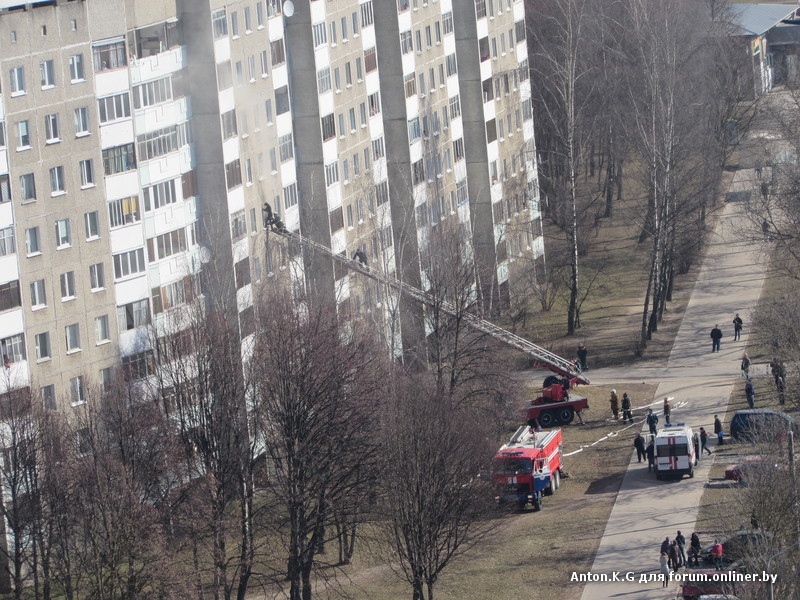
[272,227,590,385]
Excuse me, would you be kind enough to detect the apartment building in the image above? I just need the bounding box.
[0,0,543,407]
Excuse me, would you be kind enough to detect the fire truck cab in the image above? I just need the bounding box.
[655,424,699,480]
[491,426,563,510]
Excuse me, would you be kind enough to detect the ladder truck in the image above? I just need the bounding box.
[261,206,590,423]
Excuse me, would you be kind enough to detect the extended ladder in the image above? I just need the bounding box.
[274,228,590,385]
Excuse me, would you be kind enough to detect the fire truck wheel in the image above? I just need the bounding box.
[688,468,694,478]
[557,407,575,425]
[553,469,561,490]
[538,411,556,428]
[533,497,542,511]
[544,481,554,496]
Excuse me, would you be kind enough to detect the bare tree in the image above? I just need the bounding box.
[380,374,493,600]
[249,289,385,600]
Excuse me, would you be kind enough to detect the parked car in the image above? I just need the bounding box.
[681,572,738,600]
[701,531,772,567]
[729,409,796,441]
[724,455,765,483]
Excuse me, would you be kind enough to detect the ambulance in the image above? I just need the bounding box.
[654,424,699,480]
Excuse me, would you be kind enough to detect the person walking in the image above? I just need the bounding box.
[676,531,687,567]
[609,389,620,420]
[659,553,670,586]
[663,397,671,425]
[646,408,659,436]
[621,392,633,424]
[577,345,588,371]
[733,314,743,341]
[646,438,656,472]
[710,540,724,570]
[689,533,702,567]
[660,536,670,556]
[745,379,756,409]
[633,433,646,463]
[714,415,724,446]
[710,325,723,353]
[741,352,751,378]
[699,427,712,455]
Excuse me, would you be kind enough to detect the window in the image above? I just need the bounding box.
[93,40,127,72]
[435,21,442,44]
[97,92,131,123]
[372,137,385,159]
[132,77,173,108]
[348,108,356,132]
[142,179,177,213]
[404,74,417,99]
[17,121,30,148]
[40,59,55,87]
[76,159,95,188]
[0,175,8,204]
[108,196,141,228]
[425,26,432,48]
[334,67,341,91]
[321,113,336,141]
[400,31,414,54]
[122,351,155,380]
[454,137,465,161]
[244,6,252,31]
[325,162,339,187]
[398,0,410,11]
[515,20,526,42]
[260,50,269,77]
[212,9,228,38]
[152,278,193,314]
[217,61,233,90]
[69,54,85,81]
[74,107,90,135]
[346,62,353,86]
[41,385,56,411]
[112,248,146,279]
[25,227,40,255]
[313,21,327,47]
[49,166,66,196]
[271,40,286,66]
[70,377,86,405]
[330,207,344,232]
[278,133,294,162]
[220,110,238,140]
[225,159,242,190]
[20,173,36,201]
[103,144,136,175]
[341,17,348,41]
[364,48,377,73]
[446,53,457,77]
[89,263,105,290]
[416,30,423,52]
[356,58,363,81]
[1,334,25,363]
[267,0,282,17]
[352,11,360,36]
[137,123,191,161]
[317,67,331,93]
[361,1,374,27]
[230,11,239,36]
[486,118,497,144]
[84,211,100,239]
[408,117,421,141]
[368,92,381,116]
[276,86,290,114]
[9,66,25,95]
[376,180,389,206]
[117,299,150,331]
[30,279,46,307]
[60,271,76,299]
[235,258,251,288]
[283,182,298,209]
[95,315,110,344]
[147,228,187,262]
[244,158,253,185]
[248,55,256,81]
[342,159,350,182]
[412,160,425,185]
[230,210,246,241]
[65,324,81,352]
[257,2,265,27]
[449,95,462,120]
[0,227,15,257]
[55,219,71,247]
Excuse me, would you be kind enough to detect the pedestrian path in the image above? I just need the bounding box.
[577,169,772,597]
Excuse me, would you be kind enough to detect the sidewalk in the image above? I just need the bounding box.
[577,167,770,598]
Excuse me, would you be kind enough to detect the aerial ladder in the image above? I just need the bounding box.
[262,205,590,395]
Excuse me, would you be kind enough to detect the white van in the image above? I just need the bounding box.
[655,424,699,480]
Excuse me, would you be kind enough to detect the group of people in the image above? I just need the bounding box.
[709,313,745,353]
[608,389,634,423]
[658,532,715,584]
[633,432,656,471]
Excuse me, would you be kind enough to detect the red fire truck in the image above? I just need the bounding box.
[524,374,590,428]
[491,425,563,510]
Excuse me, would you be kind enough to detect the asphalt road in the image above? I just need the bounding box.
[577,168,770,600]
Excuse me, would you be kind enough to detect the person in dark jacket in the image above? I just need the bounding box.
[621,392,633,423]
[663,397,671,425]
[646,439,656,472]
[646,408,659,435]
[714,415,724,446]
[699,427,712,455]
[660,536,670,556]
[745,379,755,408]
[689,532,702,566]
[733,314,743,341]
[676,531,687,566]
[633,433,646,462]
[577,345,588,371]
[609,389,620,420]
[710,325,723,352]
[668,540,680,571]
[741,352,751,377]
